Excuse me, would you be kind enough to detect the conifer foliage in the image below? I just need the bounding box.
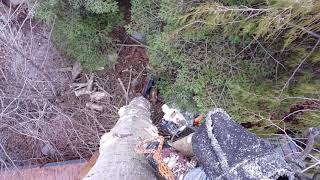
[130,0,320,134]
[32,0,123,70]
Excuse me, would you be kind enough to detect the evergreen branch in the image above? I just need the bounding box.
[256,40,286,69]
[288,23,320,40]
[279,39,320,97]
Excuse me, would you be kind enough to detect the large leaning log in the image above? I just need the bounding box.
[83,97,157,180]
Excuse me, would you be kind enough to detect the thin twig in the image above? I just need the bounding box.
[301,161,320,173]
[256,113,320,163]
[41,17,56,68]
[116,44,147,48]
[127,67,132,104]
[118,78,128,105]
[279,39,320,97]
[256,40,286,69]
[281,109,319,121]
[288,22,320,40]
[86,73,95,92]
[134,66,146,81]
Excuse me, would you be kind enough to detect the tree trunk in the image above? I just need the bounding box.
[83,97,157,180]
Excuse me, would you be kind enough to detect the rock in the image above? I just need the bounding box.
[41,143,56,156]
[131,31,145,42]
[131,79,139,87]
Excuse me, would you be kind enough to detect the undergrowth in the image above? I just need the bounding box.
[31,0,123,70]
[129,0,320,135]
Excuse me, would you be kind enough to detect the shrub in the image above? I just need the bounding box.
[130,0,320,134]
[31,0,123,70]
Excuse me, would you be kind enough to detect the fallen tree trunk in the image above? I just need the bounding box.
[83,97,157,180]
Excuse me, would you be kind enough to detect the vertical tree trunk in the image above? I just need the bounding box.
[83,97,157,180]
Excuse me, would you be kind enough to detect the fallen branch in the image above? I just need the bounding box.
[86,102,103,112]
[72,62,82,80]
[126,67,132,102]
[117,78,128,105]
[90,92,110,101]
[86,73,95,92]
[74,88,91,97]
[72,73,95,96]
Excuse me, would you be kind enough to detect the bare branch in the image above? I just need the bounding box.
[279,39,320,97]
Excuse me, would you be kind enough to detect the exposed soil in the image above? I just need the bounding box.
[101,27,149,98]
[0,4,151,170]
[118,0,132,22]
[282,100,320,122]
[0,4,74,168]
[108,27,165,125]
[0,0,168,169]
[47,27,152,163]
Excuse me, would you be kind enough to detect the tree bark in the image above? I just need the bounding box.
[83,97,157,180]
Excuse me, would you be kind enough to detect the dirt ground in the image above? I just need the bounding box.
[49,27,151,164]
[0,2,156,169]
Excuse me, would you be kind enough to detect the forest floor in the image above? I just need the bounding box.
[0,1,164,169]
[1,1,319,176]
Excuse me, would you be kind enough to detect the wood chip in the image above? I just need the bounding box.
[72,61,82,80]
[86,102,103,112]
[90,91,110,101]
